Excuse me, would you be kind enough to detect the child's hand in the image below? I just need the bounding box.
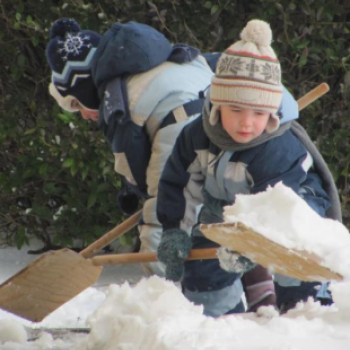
[217,247,256,273]
[157,228,192,281]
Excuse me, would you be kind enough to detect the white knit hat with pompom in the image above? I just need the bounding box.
[210,19,283,133]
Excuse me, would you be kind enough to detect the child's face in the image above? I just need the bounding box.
[71,99,99,122]
[220,105,270,143]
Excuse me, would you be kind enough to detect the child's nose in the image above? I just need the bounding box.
[240,112,253,126]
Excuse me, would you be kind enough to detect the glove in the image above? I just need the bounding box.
[217,247,256,274]
[117,188,139,216]
[157,228,192,282]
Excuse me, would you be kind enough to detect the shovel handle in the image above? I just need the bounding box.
[91,248,218,266]
[79,210,142,258]
[297,83,329,111]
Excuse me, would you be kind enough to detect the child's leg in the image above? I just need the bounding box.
[182,234,244,317]
[242,265,277,312]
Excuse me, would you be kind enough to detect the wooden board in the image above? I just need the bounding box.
[200,222,343,282]
[0,249,102,322]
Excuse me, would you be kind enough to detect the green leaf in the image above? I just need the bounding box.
[82,167,89,180]
[62,158,75,168]
[32,37,39,47]
[18,54,26,66]
[204,1,212,9]
[211,5,219,14]
[299,54,308,66]
[288,2,296,11]
[57,112,75,123]
[87,192,97,208]
[296,40,310,49]
[24,128,36,136]
[70,162,78,176]
[39,164,48,176]
[32,205,53,220]
[15,226,28,249]
[97,182,109,193]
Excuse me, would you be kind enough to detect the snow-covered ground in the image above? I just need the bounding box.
[0,183,349,349]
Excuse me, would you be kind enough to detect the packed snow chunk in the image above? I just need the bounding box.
[0,319,27,344]
[81,276,205,350]
[329,281,350,320]
[32,332,54,349]
[223,182,350,278]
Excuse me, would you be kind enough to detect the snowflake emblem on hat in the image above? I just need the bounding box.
[57,33,92,61]
[261,63,281,84]
[218,56,244,76]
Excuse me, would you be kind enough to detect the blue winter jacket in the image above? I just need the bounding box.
[157,104,331,231]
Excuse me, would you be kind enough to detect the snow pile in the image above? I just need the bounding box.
[223,182,350,278]
[1,183,350,349]
[0,320,27,344]
[78,276,350,350]
[0,276,350,349]
[80,277,205,350]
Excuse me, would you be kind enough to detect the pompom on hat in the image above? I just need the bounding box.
[209,19,283,133]
[46,18,101,111]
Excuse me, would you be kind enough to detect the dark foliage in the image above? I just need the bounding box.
[1,0,350,250]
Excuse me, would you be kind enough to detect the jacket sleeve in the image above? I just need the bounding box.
[157,118,206,230]
[247,131,309,194]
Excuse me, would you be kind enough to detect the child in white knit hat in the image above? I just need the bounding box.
[156,19,337,316]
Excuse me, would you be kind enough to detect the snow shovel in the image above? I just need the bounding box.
[90,235,343,282]
[0,210,142,322]
[199,222,343,282]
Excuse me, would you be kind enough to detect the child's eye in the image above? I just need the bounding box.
[231,108,242,113]
[255,111,267,116]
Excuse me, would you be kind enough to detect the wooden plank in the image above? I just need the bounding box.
[0,249,102,322]
[200,222,343,282]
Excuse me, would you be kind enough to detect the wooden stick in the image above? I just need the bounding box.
[91,248,218,266]
[79,209,142,258]
[297,83,329,111]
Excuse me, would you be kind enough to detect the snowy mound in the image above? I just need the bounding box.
[223,182,350,279]
[78,276,350,350]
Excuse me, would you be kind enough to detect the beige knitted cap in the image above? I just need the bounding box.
[210,19,283,133]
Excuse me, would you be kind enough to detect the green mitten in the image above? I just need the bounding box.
[157,228,192,282]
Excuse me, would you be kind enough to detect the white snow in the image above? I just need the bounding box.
[0,183,349,349]
[0,320,27,344]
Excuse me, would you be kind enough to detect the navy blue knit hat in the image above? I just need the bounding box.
[46,18,101,111]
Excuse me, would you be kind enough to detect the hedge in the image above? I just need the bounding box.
[1,0,350,251]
